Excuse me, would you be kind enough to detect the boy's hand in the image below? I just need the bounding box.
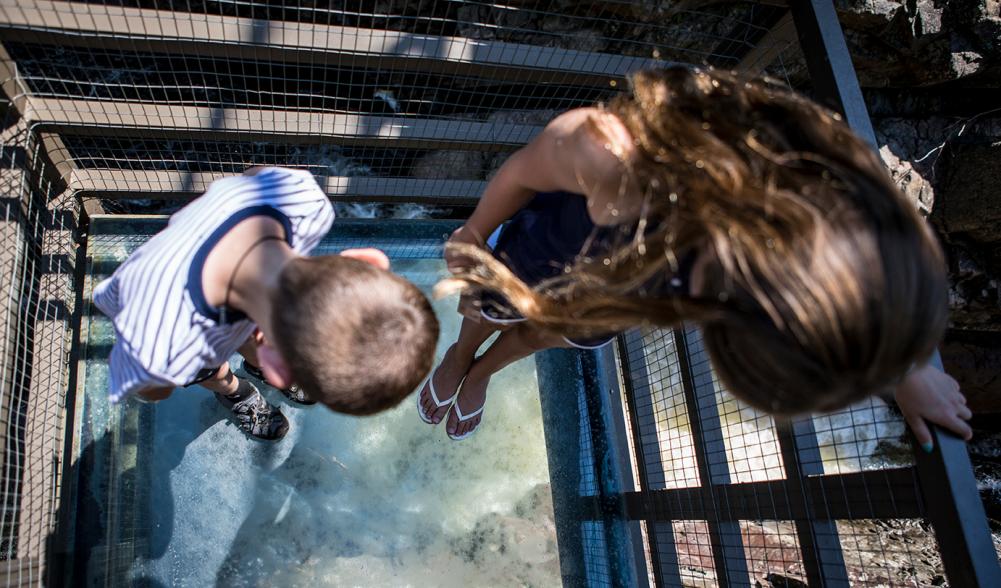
[340,248,390,271]
[894,364,972,451]
[135,386,174,402]
[445,226,487,274]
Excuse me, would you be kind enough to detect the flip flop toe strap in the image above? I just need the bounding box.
[417,367,461,424]
[426,371,456,408]
[452,400,484,422]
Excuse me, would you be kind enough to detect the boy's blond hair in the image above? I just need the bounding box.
[270,256,438,415]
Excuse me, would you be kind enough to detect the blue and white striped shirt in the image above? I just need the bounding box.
[93,167,335,402]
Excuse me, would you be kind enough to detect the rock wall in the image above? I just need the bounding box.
[833,0,1001,412]
[836,0,999,87]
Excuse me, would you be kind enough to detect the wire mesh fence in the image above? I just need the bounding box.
[0,0,798,217]
[0,108,80,585]
[0,1,994,587]
[616,326,973,586]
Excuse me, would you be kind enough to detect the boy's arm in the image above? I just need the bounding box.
[134,386,175,402]
[107,341,176,403]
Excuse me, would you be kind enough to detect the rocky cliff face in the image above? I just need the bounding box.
[833,0,1001,412]
[831,2,1001,544]
[837,0,999,86]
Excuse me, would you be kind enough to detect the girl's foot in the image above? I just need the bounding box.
[417,345,470,425]
[447,372,490,440]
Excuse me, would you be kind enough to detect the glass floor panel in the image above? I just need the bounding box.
[64,218,564,587]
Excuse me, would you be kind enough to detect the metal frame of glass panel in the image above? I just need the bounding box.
[0,1,997,586]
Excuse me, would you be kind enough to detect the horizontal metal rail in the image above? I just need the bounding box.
[70,170,486,203]
[0,557,41,588]
[0,0,661,86]
[613,467,926,522]
[25,98,542,149]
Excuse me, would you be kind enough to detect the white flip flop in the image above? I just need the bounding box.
[447,397,485,441]
[416,367,460,425]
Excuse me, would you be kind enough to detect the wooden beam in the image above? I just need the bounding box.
[0,0,659,86]
[24,98,541,150]
[0,45,76,197]
[69,169,486,203]
[0,38,27,113]
[37,132,74,179]
[737,11,796,75]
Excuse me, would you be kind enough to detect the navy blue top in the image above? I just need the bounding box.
[480,191,694,346]
[492,191,610,285]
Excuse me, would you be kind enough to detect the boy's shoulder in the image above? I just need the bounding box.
[173,168,330,226]
[203,167,323,202]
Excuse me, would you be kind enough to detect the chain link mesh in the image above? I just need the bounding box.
[0,2,977,587]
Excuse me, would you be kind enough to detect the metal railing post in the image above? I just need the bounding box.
[790,1,1001,585]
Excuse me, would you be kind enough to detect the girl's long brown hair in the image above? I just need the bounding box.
[442,66,948,415]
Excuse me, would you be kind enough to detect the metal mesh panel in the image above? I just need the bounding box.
[7,1,788,66]
[671,520,715,587]
[576,381,599,498]
[836,519,946,586]
[808,400,912,475]
[684,328,786,484]
[0,2,994,586]
[740,520,806,585]
[0,0,792,217]
[0,108,80,585]
[7,42,610,115]
[582,520,612,586]
[616,323,981,586]
[620,329,700,491]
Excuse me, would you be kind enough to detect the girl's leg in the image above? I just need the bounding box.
[419,317,499,423]
[446,325,569,437]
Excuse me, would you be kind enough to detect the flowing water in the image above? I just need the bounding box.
[65,217,913,588]
[70,219,561,587]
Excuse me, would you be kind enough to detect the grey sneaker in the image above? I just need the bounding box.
[242,360,316,406]
[215,383,289,441]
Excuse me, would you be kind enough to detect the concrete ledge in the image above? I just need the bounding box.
[71,169,486,203]
[26,98,542,149]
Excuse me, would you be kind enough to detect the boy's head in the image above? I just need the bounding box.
[264,251,439,415]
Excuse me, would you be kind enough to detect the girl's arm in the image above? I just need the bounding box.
[894,363,973,451]
[454,145,549,247]
[448,108,626,270]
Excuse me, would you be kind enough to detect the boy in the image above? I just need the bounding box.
[93,167,439,441]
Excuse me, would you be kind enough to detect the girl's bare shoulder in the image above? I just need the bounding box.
[544,108,630,193]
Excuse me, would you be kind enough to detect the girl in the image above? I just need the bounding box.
[418,67,971,448]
